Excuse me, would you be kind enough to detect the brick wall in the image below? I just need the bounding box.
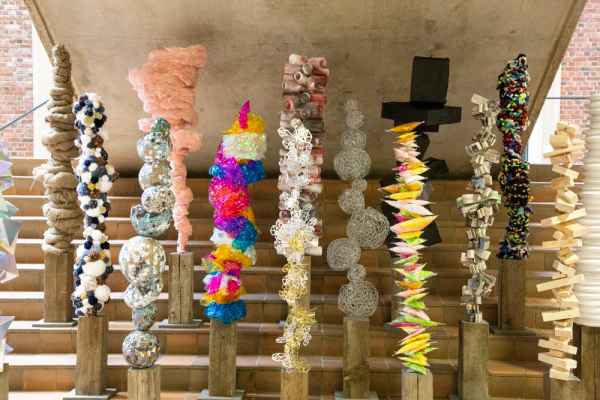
[560,0,600,127]
[0,0,33,157]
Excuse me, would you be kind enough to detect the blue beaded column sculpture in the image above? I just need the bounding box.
[119,118,174,400]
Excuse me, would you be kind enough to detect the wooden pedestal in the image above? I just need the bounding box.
[402,368,433,400]
[543,372,581,399]
[573,323,600,399]
[159,252,201,329]
[343,317,370,399]
[282,370,308,400]
[0,364,8,400]
[203,319,243,399]
[64,315,116,399]
[489,259,534,336]
[33,252,77,327]
[450,320,493,400]
[128,365,161,400]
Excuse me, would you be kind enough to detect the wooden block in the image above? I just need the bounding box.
[0,364,7,400]
[541,209,587,227]
[401,368,433,400]
[557,121,582,136]
[556,292,579,308]
[554,318,575,327]
[557,248,573,257]
[557,189,579,204]
[551,176,575,189]
[557,251,580,265]
[76,315,108,395]
[543,144,585,159]
[555,325,574,339]
[539,352,577,369]
[537,274,584,292]
[543,309,581,322]
[549,349,566,358]
[542,239,582,249]
[43,251,74,323]
[458,320,489,399]
[556,197,576,213]
[550,135,572,150]
[553,222,588,238]
[128,365,160,400]
[282,370,308,400]
[209,320,238,397]
[551,273,568,280]
[552,164,579,178]
[539,339,577,355]
[553,231,568,240]
[551,154,573,165]
[343,317,370,399]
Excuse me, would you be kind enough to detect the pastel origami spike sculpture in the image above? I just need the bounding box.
[383,122,441,375]
[0,137,19,284]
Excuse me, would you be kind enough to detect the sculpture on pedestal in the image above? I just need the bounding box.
[120,118,174,368]
[72,93,117,316]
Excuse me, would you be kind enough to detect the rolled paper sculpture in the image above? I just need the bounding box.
[0,131,20,283]
[327,101,387,319]
[538,120,586,381]
[32,44,82,254]
[271,121,318,373]
[200,102,266,324]
[380,121,440,375]
[129,44,208,253]
[576,94,600,326]
[278,54,328,248]
[457,94,500,322]
[119,118,173,368]
[496,54,532,259]
[72,93,118,316]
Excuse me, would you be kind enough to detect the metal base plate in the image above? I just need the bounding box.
[158,319,203,329]
[489,325,536,336]
[32,319,78,328]
[198,389,245,400]
[63,388,117,399]
[334,391,378,400]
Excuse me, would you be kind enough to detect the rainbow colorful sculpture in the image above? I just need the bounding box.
[200,102,266,324]
[381,122,441,375]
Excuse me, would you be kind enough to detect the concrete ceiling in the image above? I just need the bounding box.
[26,0,586,179]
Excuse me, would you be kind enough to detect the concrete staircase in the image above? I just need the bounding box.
[2,158,566,399]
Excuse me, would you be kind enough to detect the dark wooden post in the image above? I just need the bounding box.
[543,371,581,399]
[33,252,77,327]
[573,323,600,399]
[489,259,534,335]
[159,252,201,328]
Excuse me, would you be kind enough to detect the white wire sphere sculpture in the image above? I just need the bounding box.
[327,238,361,271]
[347,207,389,249]
[340,129,367,150]
[338,264,378,318]
[338,189,365,215]
[333,148,371,181]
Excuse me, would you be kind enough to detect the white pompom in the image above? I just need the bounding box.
[80,196,91,205]
[99,181,112,193]
[82,259,107,277]
[81,172,92,183]
[81,135,91,146]
[89,163,97,172]
[95,284,111,303]
[91,230,103,241]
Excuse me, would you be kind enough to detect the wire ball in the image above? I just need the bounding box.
[340,129,367,150]
[351,179,367,192]
[338,188,365,215]
[346,110,364,130]
[338,264,378,318]
[347,207,389,249]
[344,100,358,113]
[333,148,371,181]
[327,238,361,271]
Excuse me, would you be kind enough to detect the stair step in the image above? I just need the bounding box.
[0,263,555,300]
[6,320,551,363]
[4,352,549,398]
[0,292,559,329]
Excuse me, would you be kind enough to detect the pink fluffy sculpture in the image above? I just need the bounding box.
[128,45,208,253]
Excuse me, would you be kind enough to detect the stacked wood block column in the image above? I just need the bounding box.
[538,121,586,385]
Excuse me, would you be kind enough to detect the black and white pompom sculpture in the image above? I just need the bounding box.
[72,93,118,316]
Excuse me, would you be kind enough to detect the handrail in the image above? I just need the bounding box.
[0,99,50,132]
